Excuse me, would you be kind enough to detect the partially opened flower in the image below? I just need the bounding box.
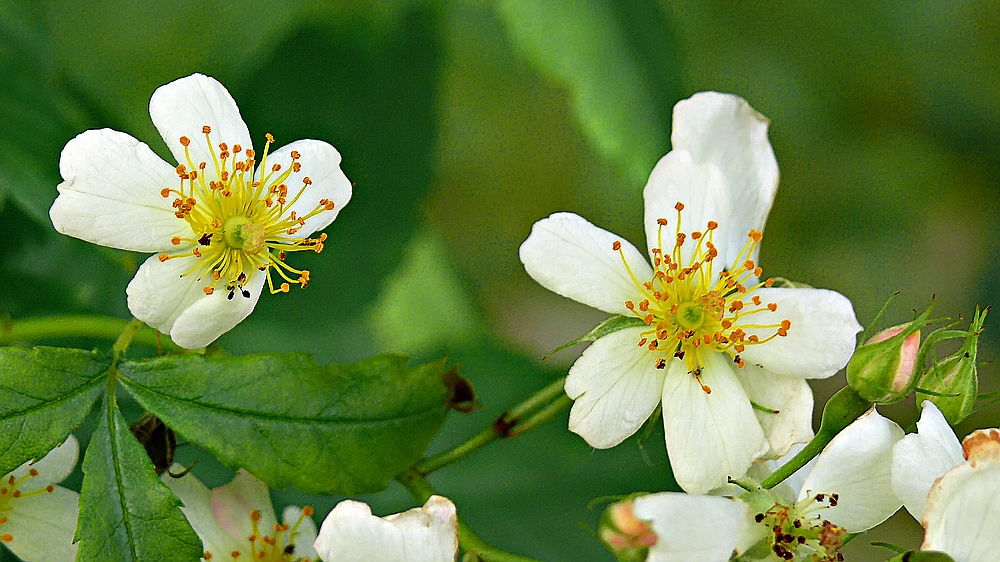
[0,435,80,562]
[50,73,352,349]
[519,92,861,493]
[891,401,1000,562]
[163,468,318,561]
[313,495,458,562]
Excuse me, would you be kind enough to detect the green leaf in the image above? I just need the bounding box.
[544,315,646,359]
[0,346,107,474]
[117,353,451,495]
[495,0,682,185]
[75,392,202,562]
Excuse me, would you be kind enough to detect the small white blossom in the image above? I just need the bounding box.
[519,92,861,493]
[0,436,80,562]
[892,401,1000,562]
[163,468,318,561]
[50,73,352,349]
[313,495,458,562]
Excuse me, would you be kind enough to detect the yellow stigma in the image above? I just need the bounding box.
[158,128,334,299]
[616,202,791,390]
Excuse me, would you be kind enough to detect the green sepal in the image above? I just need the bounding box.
[74,392,202,561]
[917,306,988,424]
[117,353,452,495]
[0,346,108,474]
[544,315,646,359]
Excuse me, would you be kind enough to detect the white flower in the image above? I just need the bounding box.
[0,436,80,562]
[50,73,352,349]
[623,408,901,562]
[891,401,1000,562]
[313,495,458,562]
[163,468,319,561]
[519,92,861,493]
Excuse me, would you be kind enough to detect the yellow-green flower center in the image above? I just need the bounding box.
[615,202,792,390]
[206,507,315,562]
[158,128,336,298]
[754,494,847,562]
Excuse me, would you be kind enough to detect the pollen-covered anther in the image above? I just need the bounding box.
[203,286,214,295]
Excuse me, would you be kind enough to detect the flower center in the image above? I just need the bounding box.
[0,468,57,546]
[614,202,792,390]
[205,506,315,562]
[158,128,336,298]
[754,494,847,562]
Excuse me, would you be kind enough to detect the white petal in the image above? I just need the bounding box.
[149,73,252,169]
[211,470,278,546]
[661,352,768,494]
[737,287,862,379]
[313,496,458,562]
[3,486,79,562]
[168,270,266,349]
[283,506,319,560]
[797,407,903,532]
[262,139,352,238]
[733,365,814,459]
[126,253,207,336]
[565,327,667,449]
[50,128,188,252]
[891,401,964,520]
[632,492,746,562]
[162,468,242,556]
[668,92,779,265]
[11,435,79,492]
[921,433,1000,562]
[643,150,737,263]
[519,212,651,315]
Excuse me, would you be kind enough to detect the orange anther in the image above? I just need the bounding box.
[767,303,777,312]
[721,320,732,329]
[171,236,181,245]
[692,231,702,240]
[202,125,211,134]
[266,133,275,143]
[280,283,290,293]
[232,144,242,154]
[674,202,684,211]
[644,314,654,325]
[45,484,54,492]
[192,248,202,258]
[203,286,214,295]
[765,278,774,287]
[676,233,686,246]
[290,150,301,159]
[657,218,667,226]
[777,328,788,337]
[707,221,718,230]
[612,240,622,251]
[781,319,792,330]
[638,299,650,312]
[647,340,658,351]
[703,334,712,345]
[175,164,186,174]
[180,136,190,146]
[302,506,314,516]
[734,344,745,353]
[250,509,262,522]
[744,260,755,271]
[749,229,763,242]
[625,300,635,310]
[655,358,667,369]
[303,177,312,185]
[2,533,12,543]
[637,337,647,347]
[160,188,170,198]
[158,254,170,262]
[754,267,763,277]
[752,296,762,306]
[246,149,254,158]
[272,163,281,172]
[28,468,38,477]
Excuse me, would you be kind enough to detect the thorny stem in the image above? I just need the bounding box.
[397,469,542,562]
[415,377,569,474]
[0,314,183,351]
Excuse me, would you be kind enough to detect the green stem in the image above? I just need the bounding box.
[0,314,181,351]
[397,469,542,562]
[762,386,871,489]
[416,377,567,474]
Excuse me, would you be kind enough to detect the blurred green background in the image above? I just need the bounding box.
[1,0,998,560]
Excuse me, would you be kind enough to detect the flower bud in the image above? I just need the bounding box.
[917,306,987,425]
[847,320,923,404]
[599,499,657,562]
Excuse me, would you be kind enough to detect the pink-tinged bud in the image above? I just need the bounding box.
[847,322,923,404]
[599,499,658,562]
[917,306,988,425]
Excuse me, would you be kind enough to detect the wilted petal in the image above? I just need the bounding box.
[892,401,964,520]
[632,492,747,562]
[520,212,651,315]
[661,353,768,494]
[565,327,667,449]
[168,271,266,349]
[734,365,814,459]
[149,73,252,169]
[50,128,187,252]
[263,139,352,238]
[3,486,79,562]
[313,495,458,562]
[737,287,862,379]
[797,407,903,532]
